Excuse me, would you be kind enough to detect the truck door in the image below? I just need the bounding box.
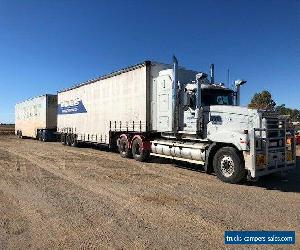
[183,90,197,132]
[156,75,172,132]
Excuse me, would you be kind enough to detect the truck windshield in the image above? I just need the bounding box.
[202,89,234,106]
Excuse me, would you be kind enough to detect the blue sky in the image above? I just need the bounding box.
[0,0,299,123]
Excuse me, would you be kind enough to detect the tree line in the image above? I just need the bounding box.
[248,90,300,122]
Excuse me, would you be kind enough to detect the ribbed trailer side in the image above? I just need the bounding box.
[15,94,57,138]
[58,62,152,145]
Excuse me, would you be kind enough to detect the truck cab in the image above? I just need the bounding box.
[183,83,235,133]
[152,58,296,183]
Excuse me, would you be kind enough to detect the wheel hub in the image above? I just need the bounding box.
[220,155,235,177]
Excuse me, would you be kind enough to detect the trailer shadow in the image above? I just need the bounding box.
[78,143,110,152]
[148,156,300,193]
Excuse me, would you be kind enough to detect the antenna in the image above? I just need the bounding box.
[227,68,230,88]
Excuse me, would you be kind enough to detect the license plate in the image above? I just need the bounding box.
[287,151,293,162]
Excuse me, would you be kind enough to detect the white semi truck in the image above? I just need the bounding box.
[15,94,57,141]
[55,58,295,183]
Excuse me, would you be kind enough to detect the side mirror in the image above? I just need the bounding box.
[235,79,247,87]
[196,72,208,81]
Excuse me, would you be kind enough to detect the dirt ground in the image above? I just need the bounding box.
[0,135,299,249]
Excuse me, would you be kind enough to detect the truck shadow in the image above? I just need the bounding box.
[148,156,300,193]
[149,156,202,172]
[244,156,300,193]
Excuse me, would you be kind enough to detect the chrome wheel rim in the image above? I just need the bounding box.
[220,155,235,177]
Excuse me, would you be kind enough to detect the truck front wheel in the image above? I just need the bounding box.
[213,147,246,183]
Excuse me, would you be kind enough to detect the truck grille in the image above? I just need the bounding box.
[264,117,285,148]
[252,113,295,174]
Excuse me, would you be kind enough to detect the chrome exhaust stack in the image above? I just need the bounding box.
[235,79,247,106]
[172,55,179,133]
[195,72,207,132]
[210,63,215,84]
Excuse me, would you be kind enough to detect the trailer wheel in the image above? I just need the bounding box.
[42,131,47,142]
[66,134,72,146]
[118,136,132,158]
[213,147,246,184]
[61,134,66,145]
[70,134,78,147]
[38,131,43,141]
[18,131,23,139]
[131,137,149,162]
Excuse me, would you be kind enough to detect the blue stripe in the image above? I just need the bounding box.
[58,100,87,114]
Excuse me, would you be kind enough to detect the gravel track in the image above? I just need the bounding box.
[0,135,299,249]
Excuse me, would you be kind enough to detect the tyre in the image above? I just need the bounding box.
[118,136,132,158]
[131,137,149,162]
[42,132,47,142]
[213,147,246,183]
[61,134,66,145]
[70,134,78,147]
[18,131,23,139]
[66,134,72,146]
[38,131,43,141]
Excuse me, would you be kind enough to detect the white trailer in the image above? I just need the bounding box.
[57,59,296,183]
[57,61,197,144]
[15,94,57,141]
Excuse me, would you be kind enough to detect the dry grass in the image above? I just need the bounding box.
[0,125,15,135]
